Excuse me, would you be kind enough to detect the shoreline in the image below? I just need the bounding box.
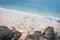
[0,7,60,19]
[0,7,60,35]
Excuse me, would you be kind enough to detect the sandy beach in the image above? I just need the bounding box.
[0,7,60,36]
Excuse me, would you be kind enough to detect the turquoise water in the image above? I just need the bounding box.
[0,0,60,17]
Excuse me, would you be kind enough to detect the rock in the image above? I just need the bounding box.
[55,34,60,40]
[25,31,42,40]
[43,26,56,40]
[25,34,35,40]
[0,25,14,40]
[11,31,22,40]
[11,27,22,40]
[57,36,60,40]
[33,31,42,40]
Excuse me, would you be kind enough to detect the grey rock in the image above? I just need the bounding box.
[26,31,42,40]
[11,27,22,40]
[57,36,60,40]
[56,36,60,40]
[25,34,35,40]
[0,25,14,40]
[43,26,56,40]
[25,26,60,40]
[33,31,42,40]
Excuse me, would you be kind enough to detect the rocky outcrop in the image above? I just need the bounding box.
[25,31,43,40]
[0,25,22,40]
[11,27,22,40]
[25,26,60,40]
[0,25,14,40]
[0,25,60,40]
[43,26,56,40]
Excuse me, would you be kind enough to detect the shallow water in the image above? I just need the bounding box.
[0,0,60,17]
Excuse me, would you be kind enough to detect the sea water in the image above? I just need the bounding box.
[0,0,60,18]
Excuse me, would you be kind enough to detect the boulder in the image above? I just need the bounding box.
[0,25,14,40]
[43,26,56,40]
